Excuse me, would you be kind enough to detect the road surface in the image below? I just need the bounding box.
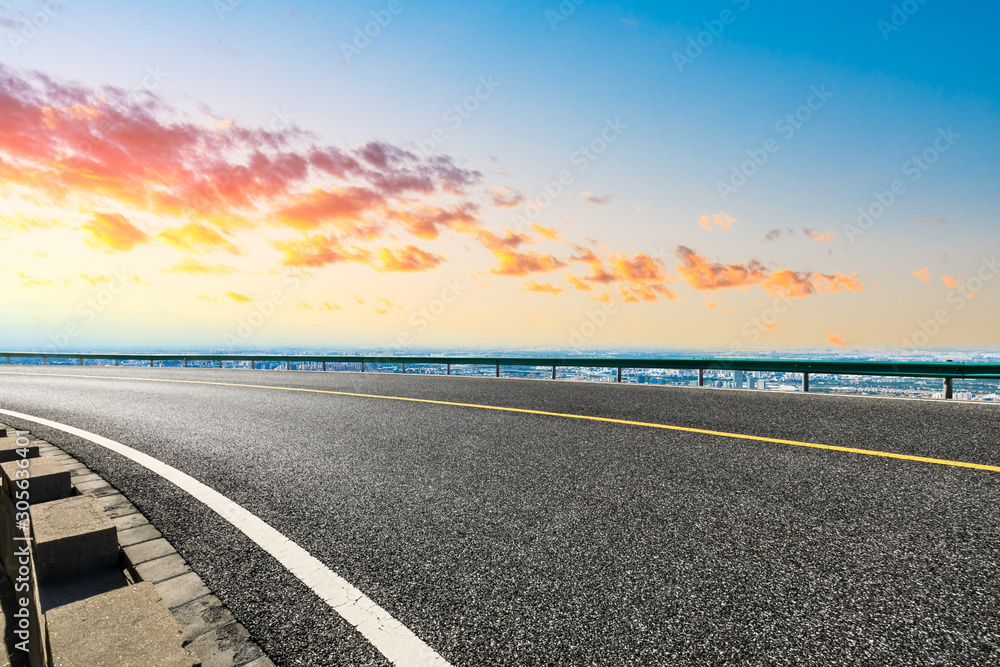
[0,366,997,666]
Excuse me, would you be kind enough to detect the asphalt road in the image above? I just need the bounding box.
[0,366,998,666]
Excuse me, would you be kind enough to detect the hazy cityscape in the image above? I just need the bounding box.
[11,347,1000,402]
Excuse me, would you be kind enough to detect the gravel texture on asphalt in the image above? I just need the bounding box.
[0,366,997,666]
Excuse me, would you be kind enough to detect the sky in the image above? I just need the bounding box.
[0,0,998,353]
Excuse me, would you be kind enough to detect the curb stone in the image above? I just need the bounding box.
[2,425,275,667]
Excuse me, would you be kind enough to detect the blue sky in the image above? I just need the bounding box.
[1,0,998,351]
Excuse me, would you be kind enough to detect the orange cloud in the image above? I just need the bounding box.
[489,249,566,276]
[164,259,237,276]
[591,291,614,304]
[562,246,680,302]
[564,273,591,291]
[942,275,962,288]
[698,212,736,232]
[82,213,149,252]
[0,65,868,317]
[476,226,573,277]
[523,280,563,294]
[912,267,931,282]
[813,272,863,294]
[610,253,672,283]
[676,246,767,291]
[569,245,615,284]
[802,228,835,242]
[277,187,386,232]
[618,283,680,303]
[377,245,444,272]
[0,65,484,267]
[608,252,679,302]
[530,224,563,242]
[761,269,815,299]
[274,235,371,268]
[826,331,848,348]
[475,228,533,251]
[677,246,863,300]
[225,291,253,303]
[390,203,479,240]
[158,223,242,255]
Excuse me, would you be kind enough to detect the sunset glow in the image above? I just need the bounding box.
[1,1,997,352]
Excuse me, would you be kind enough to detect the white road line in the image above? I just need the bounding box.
[0,408,451,667]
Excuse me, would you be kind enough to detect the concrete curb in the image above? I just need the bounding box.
[0,424,274,667]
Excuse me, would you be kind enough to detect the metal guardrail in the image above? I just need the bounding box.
[2,352,999,399]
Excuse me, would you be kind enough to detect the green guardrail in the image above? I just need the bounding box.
[2,352,999,398]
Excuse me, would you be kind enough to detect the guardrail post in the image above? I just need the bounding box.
[79,357,83,366]
[361,361,366,373]
[42,356,47,365]
[698,368,704,386]
[617,367,622,382]
[5,356,8,365]
[183,359,187,368]
[322,361,326,371]
[217,360,221,369]
[802,372,810,393]
[115,359,119,367]
[552,366,556,380]
[944,377,953,399]
[495,363,500,377]
[402,363,406,374]
[446,363,451,375]
[286,360,291,371]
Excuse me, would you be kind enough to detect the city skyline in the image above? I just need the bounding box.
[1,1,998,352]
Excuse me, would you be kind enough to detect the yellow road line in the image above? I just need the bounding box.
[2,370,998,473]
